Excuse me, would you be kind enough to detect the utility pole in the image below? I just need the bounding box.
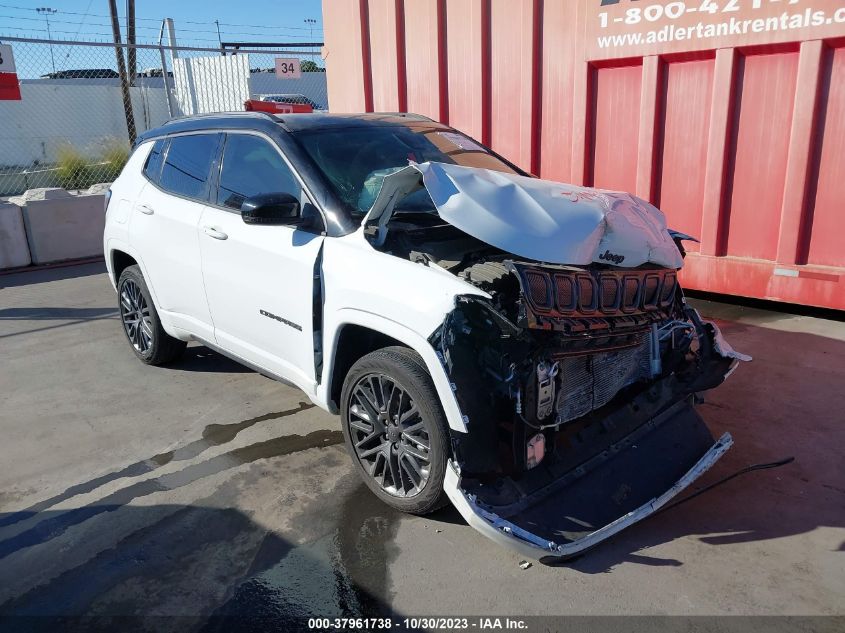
[126,0,136,86]
[215,20,223,55]
[304,18,317,64]
[108,0,136,144]
[36,7,57,75]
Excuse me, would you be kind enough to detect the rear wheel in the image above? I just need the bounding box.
[117,265,186,365]
[340,346,450,515]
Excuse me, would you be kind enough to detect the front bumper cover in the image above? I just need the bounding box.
[444,402,734,561]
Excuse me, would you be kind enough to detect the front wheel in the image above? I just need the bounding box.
[340,346,451,515]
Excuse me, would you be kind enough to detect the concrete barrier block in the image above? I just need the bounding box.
[17,188,106,264]
[0,201,32,269]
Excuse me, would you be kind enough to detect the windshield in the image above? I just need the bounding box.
[292,124,519,220]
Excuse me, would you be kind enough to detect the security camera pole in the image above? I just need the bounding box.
[36,7,57,75]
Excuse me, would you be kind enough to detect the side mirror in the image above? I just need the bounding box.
[241,193,301,225]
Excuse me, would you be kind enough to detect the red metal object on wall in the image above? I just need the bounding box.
[244,99,312,114]
[323,0,845,310]
[0,43,22,100]
[0,72,21,100]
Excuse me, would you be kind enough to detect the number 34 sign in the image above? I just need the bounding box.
[274,58,302,79]
[0,44,22,100]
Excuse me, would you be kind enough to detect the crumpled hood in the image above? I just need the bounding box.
[363,162,684,269]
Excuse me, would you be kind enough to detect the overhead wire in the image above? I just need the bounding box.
[0,3,324,53]
[0,3,323,35]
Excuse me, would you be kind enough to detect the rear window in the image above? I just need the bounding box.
[142,138,166,183]
[158,133,218,200]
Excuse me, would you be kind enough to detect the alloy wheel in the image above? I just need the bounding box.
[348,373,432,498]
[119,279,154,354]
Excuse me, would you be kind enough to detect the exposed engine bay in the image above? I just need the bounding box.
[362,162,750,557]
[375,214,742,471]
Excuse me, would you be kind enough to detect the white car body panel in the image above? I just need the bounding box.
[104,143,184,340]
[124,141,215,341]
[103,144,150,287]
[197,205,324,395]
[363,162,684,269]
[104,144,486,430]
[318,231,488,432]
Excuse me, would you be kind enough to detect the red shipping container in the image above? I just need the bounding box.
[323,0,845,311]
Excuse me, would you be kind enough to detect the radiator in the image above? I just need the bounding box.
[555,336,651,424]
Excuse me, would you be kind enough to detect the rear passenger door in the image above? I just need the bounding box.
[130,133,220,340]
[198,132,324,393]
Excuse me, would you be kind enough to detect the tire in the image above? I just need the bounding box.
[117,265,186,366]
[340,346,451,515]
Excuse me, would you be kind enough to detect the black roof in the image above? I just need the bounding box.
[131,111,525,239]
[135,112,443,146]
[41,68,120,79]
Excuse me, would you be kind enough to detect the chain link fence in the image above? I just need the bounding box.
[0,36,327,196]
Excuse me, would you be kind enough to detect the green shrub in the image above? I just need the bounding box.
[55,144,94,191]
[100,138,130,181]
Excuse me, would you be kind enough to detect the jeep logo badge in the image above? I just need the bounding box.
[598,250,626,265]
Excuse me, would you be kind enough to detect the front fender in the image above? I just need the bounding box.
[318,308,468,434]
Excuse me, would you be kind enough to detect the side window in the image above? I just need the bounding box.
[142,138,166,184]
[159,134,218,200]
[217,134,301,210]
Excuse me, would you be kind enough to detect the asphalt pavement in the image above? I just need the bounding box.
[0,262,843,629]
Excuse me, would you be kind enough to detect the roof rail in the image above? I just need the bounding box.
[165,110,279,125]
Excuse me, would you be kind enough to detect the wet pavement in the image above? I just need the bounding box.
[0,262,843,627]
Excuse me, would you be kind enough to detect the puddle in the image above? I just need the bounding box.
[206,478,402,624]
[0,402,315,528]
[2,447,406,625]
[2,479,404,625]
[1,400,406,624]
[1,504,264,618]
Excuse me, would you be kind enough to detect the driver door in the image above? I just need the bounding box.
[198,132,324,393]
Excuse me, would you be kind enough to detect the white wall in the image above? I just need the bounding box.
[0,71,328,168]
[173,54,251,116]
[0,83,170,167]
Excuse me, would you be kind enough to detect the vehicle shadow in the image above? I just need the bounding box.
[0,306,119,339]
[0,497,402,632]
[171,345,254,374]
[0,307,118,321]
[552,323,845,573]
[0,261,106,290]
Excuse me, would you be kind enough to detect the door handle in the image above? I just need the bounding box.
[203,226,228,240]
[137,204,154,215]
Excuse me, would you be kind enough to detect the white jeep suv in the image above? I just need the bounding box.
[104,112,748,560]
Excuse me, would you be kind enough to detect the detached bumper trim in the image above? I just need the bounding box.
[444,432,733,560]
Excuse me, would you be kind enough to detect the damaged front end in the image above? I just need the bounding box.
[365,161,750,559]
[430,262,748,560]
